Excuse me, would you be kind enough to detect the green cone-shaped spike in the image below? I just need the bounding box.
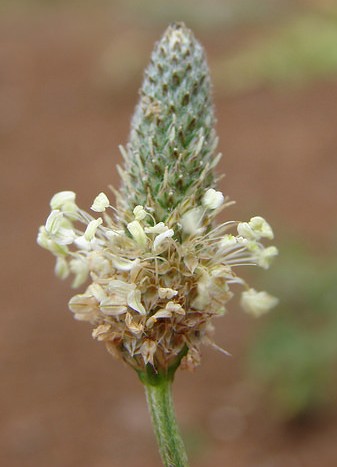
[118,22,218,222]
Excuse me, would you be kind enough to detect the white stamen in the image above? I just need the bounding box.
[241,288,278,317]
[91,192,110,212]
[202,188,224,210]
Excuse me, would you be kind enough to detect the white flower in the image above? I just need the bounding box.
[50,191,77,212]
[139,339,157,366]
[110,256,140,272]
[100,280,146,315]
[69,258,89,288]
[37,227,61,254]
[145,222,168,234]
[165,301,185,315]
[55,256,69,279]
[158,287,178,299]
[89,252,111,276]
[91,192,110,212]
[220,234,237,248]
[249,216,274,240]
[43,211,76,247]
[146,301,184,329]
[127,288,146,315]
[191,270,211,310]
[84,218,103,241]
[74,236,92,251]
[146,309,172,328]
[255,246,278,269]
[241,288,278,317]
[180,207,204,235]
[237,222,255,240]
[133,205,147,221]
[92,323,113,341]
[125,312,144,336]
[219,234,249,251]
[57,228,77,245]
[87,283,107,302]
[127,220,147,247]
[183,253,199,273]
[99,299,128,316]
[68,293,98,321]
[238,216,274,241]
[105,229,124,240]
[45,210,64,235]
[202,188,224,210]
[37,226,49,249]
[153,228,174,252]
[107,279,133,293]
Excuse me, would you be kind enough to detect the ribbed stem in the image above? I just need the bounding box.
[144,379,189,467]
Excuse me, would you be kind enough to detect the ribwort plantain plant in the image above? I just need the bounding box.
[37,23,278,467]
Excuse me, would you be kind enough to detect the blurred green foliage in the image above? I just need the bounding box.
[214,11,337,94]
[248,241,337,421]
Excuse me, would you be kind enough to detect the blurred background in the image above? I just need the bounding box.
[1,0,337,466]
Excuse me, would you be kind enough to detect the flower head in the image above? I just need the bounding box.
[37,23,277,378]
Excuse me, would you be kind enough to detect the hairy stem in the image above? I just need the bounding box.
[144,379,189,467]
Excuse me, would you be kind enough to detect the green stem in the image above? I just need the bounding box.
[144,378,189,467]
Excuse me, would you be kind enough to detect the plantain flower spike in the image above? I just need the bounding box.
[37,23,278,381]
[117,22,217,222]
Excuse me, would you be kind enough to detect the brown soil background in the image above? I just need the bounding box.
[1,3,337,467]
